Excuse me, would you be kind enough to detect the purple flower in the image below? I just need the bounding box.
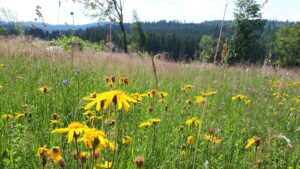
[76,70,81,75]
[63,79,68,85]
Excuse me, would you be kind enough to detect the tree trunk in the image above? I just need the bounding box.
[119,21,128,53]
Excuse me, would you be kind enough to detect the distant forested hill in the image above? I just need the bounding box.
[0,20,295,62]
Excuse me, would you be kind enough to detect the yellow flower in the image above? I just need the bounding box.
[122,136,132,144]
[232,94,247,101]
[0,64,4,69]
[158,92,169,98]
[79,151,88,163]
[202,90,217,97]
[37,86,50,93]
[15,113,25,119]
[2,114,14,120]
[149,118,161,125]
[37,145,50,157]
[185,99,193,105]
[181,84,194,92]
[187,136,195,144]
[51,122,88,143]
[146,89,157,98]
[204,134,222,144]
[84,94,106,111]
[245,136,261,149]
[139,121,153,128]
[186,117,200,127]
[158,99,166,104]
[50,120,60,124]
[0,84,2,90]
[294,97,300,104]
[119,77,129,85]
[245,100,252,105]
[83,110,96,117]
[195,96,206,105]
[79,128,107,150]
[288,107,296,112]
[50,147,63,164]
[85,90,137,112]
[99,161,112,169]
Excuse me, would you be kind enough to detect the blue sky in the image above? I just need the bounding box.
[0,0,299,25]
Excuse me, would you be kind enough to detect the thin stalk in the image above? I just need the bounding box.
[192,103,208,169]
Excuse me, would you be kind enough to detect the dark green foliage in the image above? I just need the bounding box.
[198,35,216,62]
[129,10,147,52]
[273,23,300,67]
[228,0,265,65]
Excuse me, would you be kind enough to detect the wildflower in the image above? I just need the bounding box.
[119,77,129,85]
[106,118,116,125]
[0,84,2,90]
[186,117,200,127]
[50,147,63,164]
[101,90,137,111]
[84,90,137,111]
[131,93,145,102]
[51,122,88,143]
[37,145,50,158]
[79,128,107,150]
[63,79,68,85]
[149,118,161,125]
[79,152,88,163]
[195,96,206,105]
[139,121,153,128]
[202,90,217,97]
[245,136,261,149]
[232,94,247,101]
[158,99,166,104]
[293,97,300,104]
[76,69,81,75]
[0,64,4,68]
[99,161,112,169]
[134,156,145,168]
[51,120,60,124]
[122,136,133,144]
[181,84,194,92]
[147,89,157,98]
[15,113,25,119]
[158,92,169,98]
[148,106,154,112]
[245,100,252,105]
[84,94,106,111]
[204,134,222,144]
[2,114,14,120]
[185,99,193,105]
[51,113,59,120]
[288,107,296,112]
[187,136,195,144]
[37,86,50,93]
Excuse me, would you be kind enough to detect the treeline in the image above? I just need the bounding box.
[0,19,298,66]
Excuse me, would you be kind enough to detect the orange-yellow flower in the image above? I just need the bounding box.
[99,161,112,169]
[122,136,133,144]
[37,86,50,93]
[51,122,88,143]
[187,136,195,144]
[186,117,200,127]
[245,136,261,149]
[195,96,206,105]
[50,147,63,164]
[204,134,222,144]
[79,128,107,150]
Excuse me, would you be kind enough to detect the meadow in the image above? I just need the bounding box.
[0,38,299,169]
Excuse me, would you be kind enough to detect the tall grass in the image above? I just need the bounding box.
[0,38,299,169]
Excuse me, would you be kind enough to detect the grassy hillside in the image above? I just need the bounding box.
[0,38,299,169]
